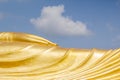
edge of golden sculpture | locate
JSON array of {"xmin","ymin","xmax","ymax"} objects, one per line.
[{"xmin": 0, "ymin": 32, "xmax": 119, "ymax": 80}]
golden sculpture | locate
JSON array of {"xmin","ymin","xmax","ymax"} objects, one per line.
[{"xmin": 0, "ymin": 32, "xmax": 119, "ymax": 80}]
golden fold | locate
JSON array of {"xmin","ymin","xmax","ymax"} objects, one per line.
[{"xmin": 0, "ymin": 32, "xmax": 119, "ymax": 80}]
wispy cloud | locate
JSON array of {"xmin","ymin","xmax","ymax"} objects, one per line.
[
  {"xmin": 30, "ymin": 5, "xmax": 92, "ymax": 36},
  {"xmin": 14, "ymin": 0, "xmax": 30, "ymax": 2},
  {"xmin": 0, "ymin": 0, "xmax": 8, "ymax": 3},
  {"xmin": 112, "ymin": 35, "xmax": 120, "ymax": 47},
  {"xmin": 0, "ymin": 0, "xmax": 29, "ymax": 3},
  {"xmin": 106, "ymin": 23, "xmax": 120, "ymax": 33},
  {"xmin": 0, "ymin": 13, "xmax": 5, "ymax": 20},
  {"xmin": 106, "ymin": 23, "xmax": 116, "ymax": 32},
  {"xmin": 113, "ymin": 35, "xmax": 120, "ymax": 42},
  {"xmin": 116, "ymin": 0, "xmax": 120, "ymax": 8}
]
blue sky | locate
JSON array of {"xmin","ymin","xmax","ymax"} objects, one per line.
[{"xmin": 0, "ymin": 0, "xmax": 120, "ymax": 49}]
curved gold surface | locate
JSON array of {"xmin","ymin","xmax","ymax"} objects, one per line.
[{"xmin": 0, "ymin": 32, "xmax": 119, "ymax": 80}]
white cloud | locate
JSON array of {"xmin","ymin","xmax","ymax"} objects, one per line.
[{"xmin": 30, "ymin": 5, "xmax": 92, "ymax": 36}]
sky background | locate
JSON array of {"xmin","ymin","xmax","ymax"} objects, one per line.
[{"xmin": 0, "ymin": 0, "xmax": 120, "ymax": 49}]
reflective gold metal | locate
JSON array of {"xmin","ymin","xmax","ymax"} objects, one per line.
[{"xmin": 0, "ymin": 32, "xmax": 119, "ymax": 80}]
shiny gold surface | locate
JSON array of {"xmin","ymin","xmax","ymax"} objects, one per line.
[{"xmin": 0, "ymin": 32, "xmax": 119, "ymax": 80}]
